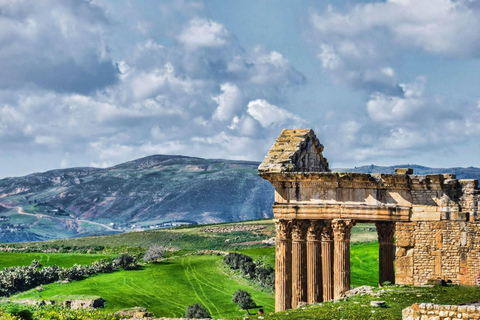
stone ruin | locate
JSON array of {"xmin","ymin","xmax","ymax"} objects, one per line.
[{"xmin": 258, "ymin": 129, "xmax": 480, "ymax": 312}]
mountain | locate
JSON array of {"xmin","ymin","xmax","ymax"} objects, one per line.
[
  {"xmin": 1, "ymin": 156, "xmax": 480, "ymax": 243},
  {"xmin": 0, "ymin": 155, "xmax": 273, "ymax": 242}
]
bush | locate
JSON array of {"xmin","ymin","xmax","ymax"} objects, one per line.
[
  {"xmin": 143, "ymin": 245, "xmax": 165, "ymax": 262},
  {"xmin": 2, "ymin": 304, "xmax": 33, "ymax": 320},
  {"xmin": 114, "ymin": 254, "xmax": 136, "ymax": 269},
  {"xmin": 185, "ymin": 303, "xmax": 211, "ymax": 318},
  {"xmin": 232, "ymin": 289, "xmax": 256, "ymax": 310}
]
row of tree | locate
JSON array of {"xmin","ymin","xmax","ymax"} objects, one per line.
[
  {"xmin": 223, "ymin": 253, "xmax": 274, "ymax": 290},
  {"xmin": 0, "ymin": 254, "xmax": 137, "ymax": 296}
]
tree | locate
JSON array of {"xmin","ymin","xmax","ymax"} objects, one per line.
[
  {"xmin": 232, "ymin": 289, "xmax": 256, "ymax": 310},
  {"xmin": 185, "ymin": 303, "xmax": 211, "ymax": 318},
  {"xmin": 143, "ymin": 245, "xmax": 165, "ymax": 262}
]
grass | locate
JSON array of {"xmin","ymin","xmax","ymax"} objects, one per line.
[
  {"xmin": 10, "ymin": 254, "xmax": 275, "ymax": 318},
  {"xmin": 6, "ymin": 219, "xmax": 276, "ymax": 251},
  {"xmin": 0, "ymin": 252, "xmax": 115, "ymax": 269},
  {"xmin": 236, "ymin": 285, "xmax": 480, "ymax": 320}
]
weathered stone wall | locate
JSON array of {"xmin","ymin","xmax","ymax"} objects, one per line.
[
  {"xmin": 396, "ymin": 220, "xmax": 480, "ymax": 285},
  {"xmin": 402, "ymin": 303, "xmax": 480, "ymax": 320}
]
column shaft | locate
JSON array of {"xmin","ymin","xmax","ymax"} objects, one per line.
[
  {"xmin": 275, "ymin": 220, "xmax": 292, "ymax": 312},
  {"xmin": 292, "ymin": 220, "xmax": 309, "ymax": 308},
  {"xmin": 376, "ymin": 222, "xmax": 395, "ymax": 285},
  {"xmin": 333, "ymin": 219, "xmax": 355, "ymax": 300},
  {"xmin": 307, "ymin": 220, "xmax": 324, "ymax": 304},
  {"xmin": 321, "ymin": 221, "xmax": 334, "ymax": 301}
]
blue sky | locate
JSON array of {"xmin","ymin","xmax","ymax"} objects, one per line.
[{"xmin": 1, "ymin": 0, "xmax": 480, "ymax": 178}]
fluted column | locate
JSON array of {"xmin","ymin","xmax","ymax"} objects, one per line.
[
  {"xmin": 376, "ymin": 222, "xmax": 395, "ymax": 285},
  {"xmin": 321, "ymin": 221, "xmax": 334, "ymax": 301},
  {"xmin": 291, "ymin": 219, "xmax": 309, "ymax": 308},
  {"xmin": 307, "ymin": 220, "xmax": 324, "ymax": 304},
  {"xmin": 332, "ymin": 219, "xmax": 356, "ymax": 300},
  {"xmin": 275, "ymin": 219, "xmax": 292, "ymax": 312}
]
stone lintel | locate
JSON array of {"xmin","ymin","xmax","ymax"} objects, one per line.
[{"xmin": 272, "ymin": 204, "xmax": 411, "ymax": 222}]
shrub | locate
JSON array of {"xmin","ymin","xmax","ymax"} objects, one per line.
[
  {"xmin": 232, "ymin": 289, "xmax": 256, "ymax": 310},
  {"xmin": 239, "ymin": 261, "xmax": 256, "ymax": 278},
  {"xmin": 114, "ymin": 254, "xmax": 136, "ymax": 269},
  {"xmin": 223, "ymin": 253, "xmax": 253, "ymax": 270},
  {"xmin": 185, "ymin": 303, "xmax": 211, "ymax": 318},
  {"xmin": 143, "ymin": 245, "xmax": 165, "ymax": 262}
]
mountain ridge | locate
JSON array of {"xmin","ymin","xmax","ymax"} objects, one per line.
[{"xmin": 1, "ymin": 154, "xmax": 480, "ymax": 243}]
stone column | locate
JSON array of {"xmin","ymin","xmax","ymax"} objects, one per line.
[
  {"xmin": 307, "ymin": 220, "xmax": 324, "ymax": 304},
  {"xmin": 321, "ymin": 221, "xmax": 334, "ymax": 301},
  {"xmin": 275, "ymin": 219, "xmax": 292, "ymax": 312},
  {"xmin": 332, "ymin": 219, "xmax": 356, "ymax": 300},
  {"xmin": 291, "ymin": 219, "xmax": 309, "ymax": 308},
  {"xmin": 376, "ymin": 222, "xmax": 395, "ymax": 285}
]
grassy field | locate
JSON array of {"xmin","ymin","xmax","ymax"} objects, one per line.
[
  {"xmin": 10, "ymin": 254, "xmax": 275, "ymax": 318},
  {"xmin": 0, "ymin": 252, "xmax": 115, "ymax": 269},
  {"xmin": 2, "ymin": 219, "xmax": 377, "ymax": 252},
  {"xmin": 235, "ymin": 285, "xmax": 480, "ymax": 320},
  {"xmin": 0, "ymin": 219, "xmax": 383, "ymax": 318}
]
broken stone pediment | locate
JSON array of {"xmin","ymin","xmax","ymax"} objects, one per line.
[{"xmin": 258, "ymin": 129, "xmax": 330, "ymax": 174}]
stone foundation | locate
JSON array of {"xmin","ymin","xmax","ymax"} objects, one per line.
[{"xmin": 403, "ymin": 303, "xmax": 480, "ymax": 320}]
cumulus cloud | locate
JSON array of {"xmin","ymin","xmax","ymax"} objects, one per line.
[
  {"xmin": 0, "ymin": 1, "xmax": 307, "ymax": 176},
  {"xmin": 311, "ymin": 0, "xmax": 480, "ymax": 94},
  {"xmin": 247, "ymin": 99, "xmax": 305, "ymax": 128},
  {"xmin": 309, "ymin": 0, "xmax": 480, "ymax": 166},
  {"xmin": 178, "ymin": 17, "xmax": 230, "ymax": 49},
  {"xmin": 0, "ymin": 0, "xmax": 118, "ymax": 93}
]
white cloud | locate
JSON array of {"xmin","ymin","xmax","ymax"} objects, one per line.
[
  {"xmin": 212, "ymin": 83, "xmax": 243, "ymax": 122},
  {"xmin": 178, "ymin": 17, "xmax": 230, "ymax": 49},
  {"xmin": 247, "ymin": 99, "xmax": 304, "ymax": 128},
  {"xmin": 311, "ymin": 0, "xmax": 480, "ymax": 94},
  {"xmin": 0, "ymin": 6, "xmax": 306, "ymax": 176}
]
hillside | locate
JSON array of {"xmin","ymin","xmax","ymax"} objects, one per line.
[
  {"xmin": 0, "ymin": 155, "xmax": 273, "ymax": 242},
  {"xmin": 1, "ymin": 155, "xmax": 480, "ymax": 243}
]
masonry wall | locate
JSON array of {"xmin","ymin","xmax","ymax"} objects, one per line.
[
  {"xmin": 403, "ymin": 303, "xmax": 480, "ymax": 320},
  {"xmin": 396, "ymin": 221, "xmax": 480, "ymax": 285}
]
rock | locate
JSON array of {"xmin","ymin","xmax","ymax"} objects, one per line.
[
  {"xmin": 69, "ymin": 298, "xmax": 106, "ymax": 310},
  {"xmin": 370, "ymin": 301, "xmax": 386, "ymax": 308},
  {"xmin": 345, "ymin": 285, "xmax": 375, "ymax": 297},
  {"xmin": 133, "ymin": 311, "xmax": 154, "ymax": 318}
]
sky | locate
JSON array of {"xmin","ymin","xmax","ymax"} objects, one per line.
[{"xmin": 2, "ymin": 0, "xmax": 480, "ymax": 178}]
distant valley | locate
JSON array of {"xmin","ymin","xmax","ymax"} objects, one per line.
[{"xmin": 1, "ymin": 155, "xmax": 479, "ymax": 242}]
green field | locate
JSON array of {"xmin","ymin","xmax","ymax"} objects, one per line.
[
  {"xmin": 0, "ymin": 252, "xmax": 114, "ymax": 269},
  {"xmin": 10, "ymin": 254, "xmax": 275, "ymax": 318},
  {"xmin": 0, "ymin": 219, "xmax": 384, "ymax": 318}
]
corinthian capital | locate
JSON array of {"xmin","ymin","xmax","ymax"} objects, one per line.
[
  {"xmin": 321, "ymin": 220, "xmax": 333, "ymax": 241},
  {"xmin": 291, "ymin": 219, "xmax": 310, "ymax": 241},
  {"xmin": 275, "ymin": 219, "xmax": 292, "ymax": 240},
  {"xmin": 307, "ymin": 220, "xmax": 325, "ymax": 241},
  {"xmin": 332, "ymin": 219, "xmax": 356, "ymax": 241},
  {"xmin": 375, "ymin": 222, "xmax": 395, "ymax": 243}
]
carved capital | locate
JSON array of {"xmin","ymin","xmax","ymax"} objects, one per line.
[
  {"xmin": 375, "ymin": 222, "xmax": 395, "ymax": 243},
  {"xmin": 307, "ymin": 220, "xmax": 325, "ymax": 241},
  {"xmin": 275, "ymin": 219, "xmax": 292, "ymax": 240},
  {"xmin": 321, "ymin": 220, "xmax": 333, "ymax": 241},
  {"xmin": 291, "ymin": 219, "xmax": 310, "ymax": 241},
  {"xmin": 332, "ymin": 219, "xmax": 356, "ymax": 241}
]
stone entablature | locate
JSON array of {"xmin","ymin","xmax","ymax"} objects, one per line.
[{"xmin": 259, "ymin": 128, "xmax": 480, "ymax": 312}]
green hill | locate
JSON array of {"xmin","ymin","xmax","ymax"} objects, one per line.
[{"xmin": 0, "ymin": 155, "xmax": 274, "ymax": 242}]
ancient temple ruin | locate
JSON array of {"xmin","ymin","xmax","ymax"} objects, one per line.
[{"xmin": 258, "ymin": 129, "xmax": 480, "ymax": 312}]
